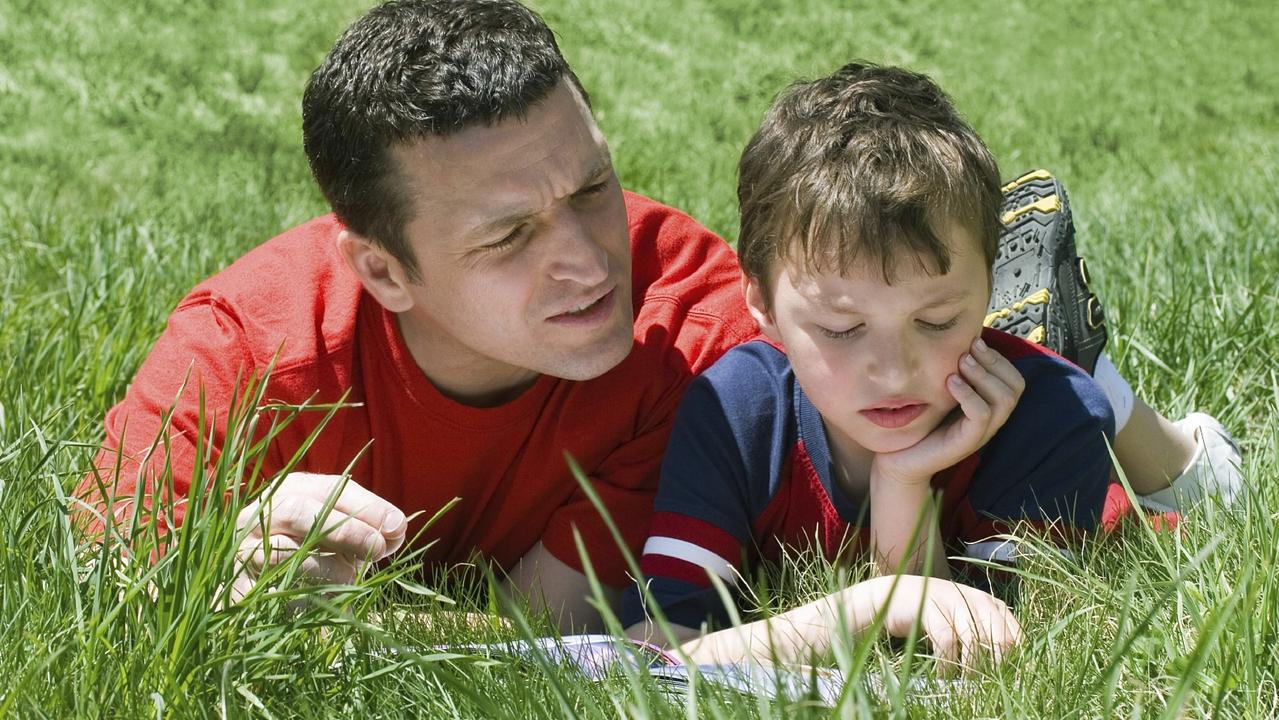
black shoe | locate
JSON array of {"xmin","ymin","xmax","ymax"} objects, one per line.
[{"xmin": 985, "ymin": 169, "xmax": 1108, "ymax": 374}]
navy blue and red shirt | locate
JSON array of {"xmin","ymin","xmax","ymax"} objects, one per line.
[{"xmin": 621, "ymin": 327, "xmax": 1115, "ymax": 629}]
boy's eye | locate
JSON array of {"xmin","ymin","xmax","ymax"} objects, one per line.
[
  {"xmin": 817, "ymin": 324, "xmax": 864, "ymax": 340},
  {"xmin": 918, "ymin": 316, "xmax": 960, "ymax": 332}
]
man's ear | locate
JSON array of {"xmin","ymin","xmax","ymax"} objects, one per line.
[
  {"xmin": 742, "ymin": 272, "xmax": 782, "ymax": 344},
  {"xmin": 337, "ymin": 230, "xmax": 414, "ymax": 313}
]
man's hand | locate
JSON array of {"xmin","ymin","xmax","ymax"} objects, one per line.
[
  {"xmin": 230, "ymin": 473, "xmax": 407, "ymax": 601},
  {"xmin": 874, "ymin": 336, "xmax": 1026, "ymax": 486}
]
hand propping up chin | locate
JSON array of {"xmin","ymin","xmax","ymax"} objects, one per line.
[{"xmin": 873, "ymin": 336, "xmax": 1025, "ymax": 486}]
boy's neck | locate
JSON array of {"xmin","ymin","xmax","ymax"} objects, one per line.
[{"xmin": 823, "ymin": 419, "xmax": 876, "ymax": 504}]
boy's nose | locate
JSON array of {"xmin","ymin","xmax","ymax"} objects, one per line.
[{"xmin": 863, "ymin": 334, "xmax": 919, "ymax": 389}]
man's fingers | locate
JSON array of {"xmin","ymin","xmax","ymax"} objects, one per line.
[
  {"xmin": 249, "ymin": 495, "xmax": 389, "ymax": 560},
  {"xmin": 238, "ymin": 534, "xmax": 360, "ymax": 584},
  {"xmin": 277, "ymin": 473, "xmax": 407, "ymax": 541}
]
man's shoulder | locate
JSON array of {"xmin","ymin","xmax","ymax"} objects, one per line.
[
  {"xmin": 621, "ymin": 190, "xmax": 757, "ymax": 377},
  {"xmin": 175, "ymin": 214, "xmax": 364, "ymax": 371}
]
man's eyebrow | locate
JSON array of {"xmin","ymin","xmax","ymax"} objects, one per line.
[
  {"xmin": 577, "ymin": 156, "xmax": 614, "ymax": 188},
  {"xmin": 464, "ymin": 156, "xmax": 615, "ymax": 243}
]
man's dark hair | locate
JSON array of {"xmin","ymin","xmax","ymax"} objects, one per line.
[
  {"xmin": 303, "ymin": 0, "xmax": 587, "ymax": 280},
  {"xmin": 737, "ymin": 62, "xmax": 1001, "ymax": 302}
]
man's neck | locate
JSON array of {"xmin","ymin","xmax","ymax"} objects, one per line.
[{"xmin": 396, "ymin": 314, "xmax": 541, "ymax": 408}]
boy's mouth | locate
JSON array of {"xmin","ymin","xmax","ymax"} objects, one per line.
[{"xmin": 859, "ymin": 403, "xmax": 926, "ymax": 429}]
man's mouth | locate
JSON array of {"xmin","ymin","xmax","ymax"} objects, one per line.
[
  {"xmin": 549, "ymin": 287, "xmax": 615, "ymax": 324},
  {"xmin": 859, "ymin": 402, "xmax": 926, "ymax": 429}
]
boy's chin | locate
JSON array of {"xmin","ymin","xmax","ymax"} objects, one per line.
[{"xmin": 855, "ymin": 425, "xmax": 934, "ymax": 455}]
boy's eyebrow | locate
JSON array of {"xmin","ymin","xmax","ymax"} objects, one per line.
[
  {"xmin": 918, "ymin": 288, "xmax": 973, "ymax": 308},
  {"xmin": 815, "ymin": 288, "xmax": 972, "ymax": 313}
]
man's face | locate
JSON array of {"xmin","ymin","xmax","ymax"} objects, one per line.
[
  {"xmin": 746, "ymin": 227, "xmax": 991, "ymax": 456},
  {"xmin": 387, "ymin": 81, "xmax": 633, "ymax": 402}
]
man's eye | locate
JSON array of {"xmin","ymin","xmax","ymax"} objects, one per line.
[
  {"xmin": 818, "ymin": 324, "xmax": 864, "ymax": 340},
  {"xmin": 485, "ymin": 224, "xmax": 529, "ymax": 252},
  {"xmin": 918, "ymin": 316, "xmax": 960, "ymax": 332},
  {"xmin": 577, "ymin": 179, "xmax": 610, "ymax": 197}
]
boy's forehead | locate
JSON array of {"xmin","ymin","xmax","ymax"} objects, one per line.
[
  {"xmin": 781, "ymin": 240, "xmax": 988, "ymax": 308},
  {"xmin": 778, "ymin": 214, "xmax": 988, "ymax": 283}
]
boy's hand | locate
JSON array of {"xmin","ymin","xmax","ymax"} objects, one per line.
[
  {"xmin": 873, "ymin": 337, "xmax": 1025, "ymax": 485},
  {"xmin": 871, "ymin": 574, "xmax": 1021, "ymax": 671}
]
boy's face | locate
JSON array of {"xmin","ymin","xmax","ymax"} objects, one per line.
[{"xmin": 744, "ymin": 226, "xmax": 991, "ymax": 456}]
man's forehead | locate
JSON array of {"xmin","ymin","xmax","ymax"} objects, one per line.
[{"xmin": 391, "ymin": 83, "xmax": 610, "ymax": 232}]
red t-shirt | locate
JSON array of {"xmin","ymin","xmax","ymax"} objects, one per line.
[{"xmin": 82, "ymin": 191, "xmax": 757, "ymax": 587}]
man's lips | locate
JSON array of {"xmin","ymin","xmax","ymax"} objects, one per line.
[
  {"xmin": 859, "ymin": 402, "xmax": 927, "ymax": 429},
  {"xmin": 547, "ymin": 286, "xmax": 615, "ymax": 324}
]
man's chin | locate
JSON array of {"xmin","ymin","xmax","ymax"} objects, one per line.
[{"xmin": 549, "ymin": 331, "xmax": 635, "ymax": 381}]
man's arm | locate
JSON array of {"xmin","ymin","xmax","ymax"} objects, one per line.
[
  {"xmin": 79, "ymin": 298, "xmax": 405, "ymax": 598},
  {"xmin": 500, "ymin": 542, "xmax": 618, "ymax": 633}
]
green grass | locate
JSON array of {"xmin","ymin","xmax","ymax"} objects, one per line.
[{"xmin": 3, "ymin": 0, "xmax": 1278, "ymax": 716}]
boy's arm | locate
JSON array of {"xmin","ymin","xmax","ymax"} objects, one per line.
[
  {"xmin": 620, "ymin": 346, "xmax": 787, "ymax": 634},
  {"xmin": 637, "ymin": 575, "xmax": 1020, "ymax": 670},
  {"xmin": 869, "ymin": 337, "xmax": 1025, "ymax": 577}
]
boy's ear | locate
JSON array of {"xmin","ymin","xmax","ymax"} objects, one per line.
[
  {"xmin": 742, "ymin": 273, "xmax": 782, "ymax": 344},
  {"xmin": 337, "ymin": 229, "xmax": 415, "ymax": 313}
]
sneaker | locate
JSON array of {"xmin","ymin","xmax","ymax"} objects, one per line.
[
  {"xmin": 985, "ymin": 169, "xmax": 1108, "ymax": 374},
  {"xmin": 1136, "ymin": 412, "xmax": 1244, "ymax": 513}
]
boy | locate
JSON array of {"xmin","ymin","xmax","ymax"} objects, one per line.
[{"xmin": 621, "ymin": 62, "xmax": 1236, "ymax": 667}]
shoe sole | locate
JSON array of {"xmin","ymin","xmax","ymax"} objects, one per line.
[{"xmin": 985, "ymin": 169, "xmax": 1108, "ymax": 373}]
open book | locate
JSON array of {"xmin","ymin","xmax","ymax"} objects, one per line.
[{"xmin": 448, "ymin": 634, "xmax": 963, "ymax": 707}]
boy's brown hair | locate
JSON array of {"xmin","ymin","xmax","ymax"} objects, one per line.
[{"xmin": 737, "ymin": 62, "xmax": 1002, "ymax": 301}]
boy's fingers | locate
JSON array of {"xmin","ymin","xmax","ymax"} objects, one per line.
[
  {"xmin": 948, "ymin": 374, "xmax": 992, "ymax": 430},
  {"xmin": 973, "ymin": 340, "xmax": 1025, "ymax": 393},
  {"xmin": 959, "ymin": 351, "xmax": 1021, "ymax": 412}
]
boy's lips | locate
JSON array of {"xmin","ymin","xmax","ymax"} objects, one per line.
[{"xmin": 859, "ymin": 402, "xmax": 927, "ymax": 429}]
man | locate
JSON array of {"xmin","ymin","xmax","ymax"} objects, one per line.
[{"xmin": 80, "ymin": 0, "xmax": 757, "ymax": 629}]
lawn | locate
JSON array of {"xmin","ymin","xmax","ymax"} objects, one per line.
[{"xmin": 2, "ymin": 0, "xmax": 1277, "ymax": 717}]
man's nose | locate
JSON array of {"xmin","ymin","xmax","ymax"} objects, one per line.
[{"xmin": 544, "ymin": 209, "xmax": 609, "ymax": 286}]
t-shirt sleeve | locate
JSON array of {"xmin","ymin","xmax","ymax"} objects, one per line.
[
  {"xmin": 620, "ymin": 345, "xmax": 790, "ymax": 630},
  {"xmin": 76, "ymin": 295, "xmax": 256, "ymax": 536},
  {"xmin": 960, "ymin": 353, "xmax": 1116, "ymax": 550}
]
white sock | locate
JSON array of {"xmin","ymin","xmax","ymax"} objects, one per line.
[{"xmin": 1093, "ymin": 354, "xmax": 1135, "ymax": 433}]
